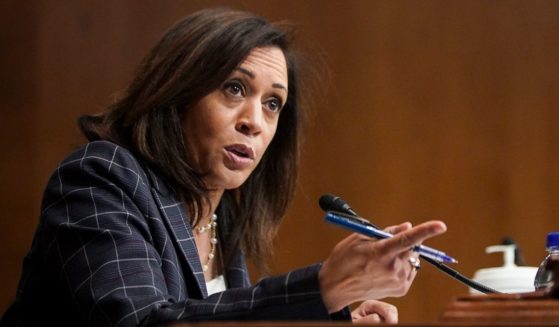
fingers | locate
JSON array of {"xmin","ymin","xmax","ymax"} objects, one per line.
[
  {"xmin": 353, "ymin": 313, "xmax": 382, "ymax": 325},
  {"xmin": 381, "ymin": 220, "xmax": 447, "ymax": 257},
  {"xmin": 406, "ymin": 253, "xmax": 421, "ymax": 281},
  {"xmin": 384, "ymin": 222, "xmax": 412, "ymax": 235},
  {"xmin": 352, "ymin": 300, "xmax": 398, "ymax": 324},
  {"xmin": 320, "ymin": 220, "xmax": 447, "ymax": 311}
]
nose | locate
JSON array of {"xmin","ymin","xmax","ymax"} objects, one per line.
[{"xmin": 235, "ymin": 99, "xmax": 263, "ymax": 136}]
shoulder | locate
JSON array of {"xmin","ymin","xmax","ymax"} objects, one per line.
[
  {"xmin": 43, "ymin": 141, "xmax": 152, "ymax": 204},
  {"xmin": 60, "ymin": 140, "xmax": 141, "ymax": 172},
  {"xmin": 56, "ymin": 140, "xmax": 151, "ymax": 181}
]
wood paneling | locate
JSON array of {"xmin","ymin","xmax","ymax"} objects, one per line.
[
  {"xmin": 1, "ymin": 0, "xmax": 559, "ymax": 323},
  {"xmin": 0, "ymin": 0, "xmax": 40, "ymax": 315}
]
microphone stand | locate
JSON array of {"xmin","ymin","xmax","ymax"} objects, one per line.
[{"xmin": 421, "ymin": 254, "xmax": 499, "ymax": 294}]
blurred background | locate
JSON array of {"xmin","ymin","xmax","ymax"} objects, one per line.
[{"xmin": 2, "ymin": 0, "xmax": 559, "ymax": 323}]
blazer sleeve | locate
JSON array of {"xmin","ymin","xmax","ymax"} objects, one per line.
[
  {"xmin": 38, "ymin": 141, "xmax": 344, "ymax": 326},
  {"xmin": 143, "ymin": 265, "xmax": 340, "ymax": 325}
]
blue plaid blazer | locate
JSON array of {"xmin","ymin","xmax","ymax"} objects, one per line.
[{"xmin": 2, "ymin": 141, "xmax": 346, "ymax": 326}]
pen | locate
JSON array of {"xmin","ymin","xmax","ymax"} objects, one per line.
[{"xmin": 325, "ymin": 211, "xmax": 458, "ymax": 264}]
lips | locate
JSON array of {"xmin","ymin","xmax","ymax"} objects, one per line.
[
  {"xmin": 224, "ymin": 144, "xmax": 255, "ymax": 169},
  {"xmin": 224, "ymin": 144, "xmax": 254, "ymax": 159}
]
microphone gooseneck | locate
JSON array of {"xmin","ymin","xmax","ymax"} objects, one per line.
[{"xmin": 318, "ymin": 193, "xmax": 500, "ymax": 294}]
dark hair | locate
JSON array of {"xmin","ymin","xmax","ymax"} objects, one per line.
[{"xmin": 78, "ymin": 7, "xmax": 303, "ymax": 271}]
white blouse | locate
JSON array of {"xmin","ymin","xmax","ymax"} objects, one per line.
[{"xmin": 206, "ymin": 274, "xmax": 227, "ymax": 296}]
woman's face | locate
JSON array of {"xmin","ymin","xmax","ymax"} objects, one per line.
[{"xmin": 183, "ymin": 46, "xmax": 288, "ymax": 191}]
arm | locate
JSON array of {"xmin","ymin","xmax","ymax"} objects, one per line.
[
  {"xmin": 40, "ymin": 141, "xmax": 336, "ymax": 326},
  {"xmin": 144, "ymin": 265, "xmax": 333, "ymax": 325}
]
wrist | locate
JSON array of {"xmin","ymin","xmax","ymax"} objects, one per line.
[{"xmin": 318, "ymin": 261, "xmax": 347, "ymax": 313}]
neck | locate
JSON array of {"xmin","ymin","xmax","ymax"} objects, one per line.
[
  {"xmin": 195, "ymin": 189, "xmax": 224, "ymax": 224},
  {"xmin": 208, "ymin": 189, "xmax": 224, "ymax": 215}
]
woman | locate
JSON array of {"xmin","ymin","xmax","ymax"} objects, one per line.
[{"xmin": 1, "ymin": 8, "xmax": 446, "ymax": 326}]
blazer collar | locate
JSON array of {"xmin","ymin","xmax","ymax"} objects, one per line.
[
  {"xmin": 146, "ymin": 167, "xmax": 207, "ymax": 298},
  {"xmin": 224, "ymin": 250, "xmax": 251, "ymax": 289},
  {"xmin": 145, "ymin": 165, "xmax": 251, "ymax": 295},
  {"xmin": 143, "ymin": 164, "xmax": 175, "ymax": 197}
]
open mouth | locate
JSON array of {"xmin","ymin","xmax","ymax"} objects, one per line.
[
  {"xmin": 230, "ymin": 148, "xmax": 249, "ymax": 158},
  {"xmin": 225, "ymin": 144, "xmax": 254, "ymax": 160}
]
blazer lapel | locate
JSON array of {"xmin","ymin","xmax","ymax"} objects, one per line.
[
  {"xmin": 145, "ymin": 169, "xmax": 207, "ymax": 298},
  {"xmin": 225, "ymin": 249, "xmax": 251, "ymax": 289}
]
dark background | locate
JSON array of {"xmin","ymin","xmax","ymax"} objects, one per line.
[{"xmin": 2, "ymin": 0, "xmax": 559, "ymax": 323}]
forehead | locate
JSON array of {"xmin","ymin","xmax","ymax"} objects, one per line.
[{"xmin": 239, "ymin": 47, "xmax": 288, "ymax": 86}]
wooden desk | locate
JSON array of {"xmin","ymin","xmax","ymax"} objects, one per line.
[
  {"xmin": 168, "ymin": 321, "xmax": 559, "ymax": 326},
  {"xmin": 167, "ymin": 288, "xmax": 559, "ymax": 326},
  {"xmin": 440, "ymin": 292, "xmax": 559, "ymax": 325}
]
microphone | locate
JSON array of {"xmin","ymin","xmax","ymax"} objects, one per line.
[
  {"xmin": 318, "ymin": 193, "xmax": 500, "ymax": 294},
  {"xmin": 319, "ymin": 193, "xmax": 360, "ymax": 218}
]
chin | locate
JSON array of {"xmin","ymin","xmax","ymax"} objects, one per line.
[
  {"xmin": 213, "ymin": 172, "xmax": 251, "ymax": 191},
  {"xmin": 224, "ymin": 179, "xmax": 248, "ymax": 190}
]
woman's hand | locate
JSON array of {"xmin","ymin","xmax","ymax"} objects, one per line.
[
  {"xmin": 319, "ymin": 220, "xmax": 447, "ymax": 313},
  {"xmin": 351, "ymin": 300, "xmax": 398, "ymax": 324}
]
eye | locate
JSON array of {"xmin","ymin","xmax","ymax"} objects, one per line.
[
  {"xmin": 265, "ymin": 97, "xmax": 284, "ymax": 113},
  {"xmin": 223, "ymin": 80, "xmax": 245, "ymax": 97}
]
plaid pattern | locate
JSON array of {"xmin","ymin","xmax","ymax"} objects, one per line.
[{"xmin": 1, "ymin": 141, "xmax": 341, "ymax": 326}]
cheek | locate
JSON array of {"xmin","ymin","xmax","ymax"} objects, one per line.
[
  {"xmin": 258, "ymin": 125, "xmax": 278, "ymax": 160},
  {"xmin": 194, "ymin": 128, "xmax": 222, "ymax": 162},
  {"xmin": 183, "ymin": 123, "xmax": 218, "ymax": 167},
  {"xmin": 266, "ymin": 122, "xmax": 279, "ymax": 146}
]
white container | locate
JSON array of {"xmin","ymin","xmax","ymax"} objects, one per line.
[{"xmin": 470, "ymin": 245, "xmax": 538, "ymax": 294}]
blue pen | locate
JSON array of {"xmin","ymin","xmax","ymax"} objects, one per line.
[{"xmin": 325, "ymin": 211, "xmax": 458, "ymax": 264}]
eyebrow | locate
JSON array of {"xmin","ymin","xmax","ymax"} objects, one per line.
[{"xmin": 236, "ymin": 67, "xmax": 287, "ymax": 92}]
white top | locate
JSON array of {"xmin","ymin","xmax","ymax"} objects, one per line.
[{"xmin": 206, "ymin": 274, "xmax": 227, "ymax": 296}]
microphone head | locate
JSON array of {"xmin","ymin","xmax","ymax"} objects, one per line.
[
  {"xmin": 319, "ymin": 193, "xmax": 357, "ymax": 216},
  {"xmin": 318, "ymin": 193, "xmax": 338, "ymax": 212}
]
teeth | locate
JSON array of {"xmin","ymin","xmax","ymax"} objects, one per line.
[{"xmin": 231, "ymin": 149, "xmax": 247, "ymax": 157}]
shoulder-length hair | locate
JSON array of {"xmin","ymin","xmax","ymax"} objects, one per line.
[{"xmin": 78, "ymin": 7, "xmax": 303, "ymax": 271}]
